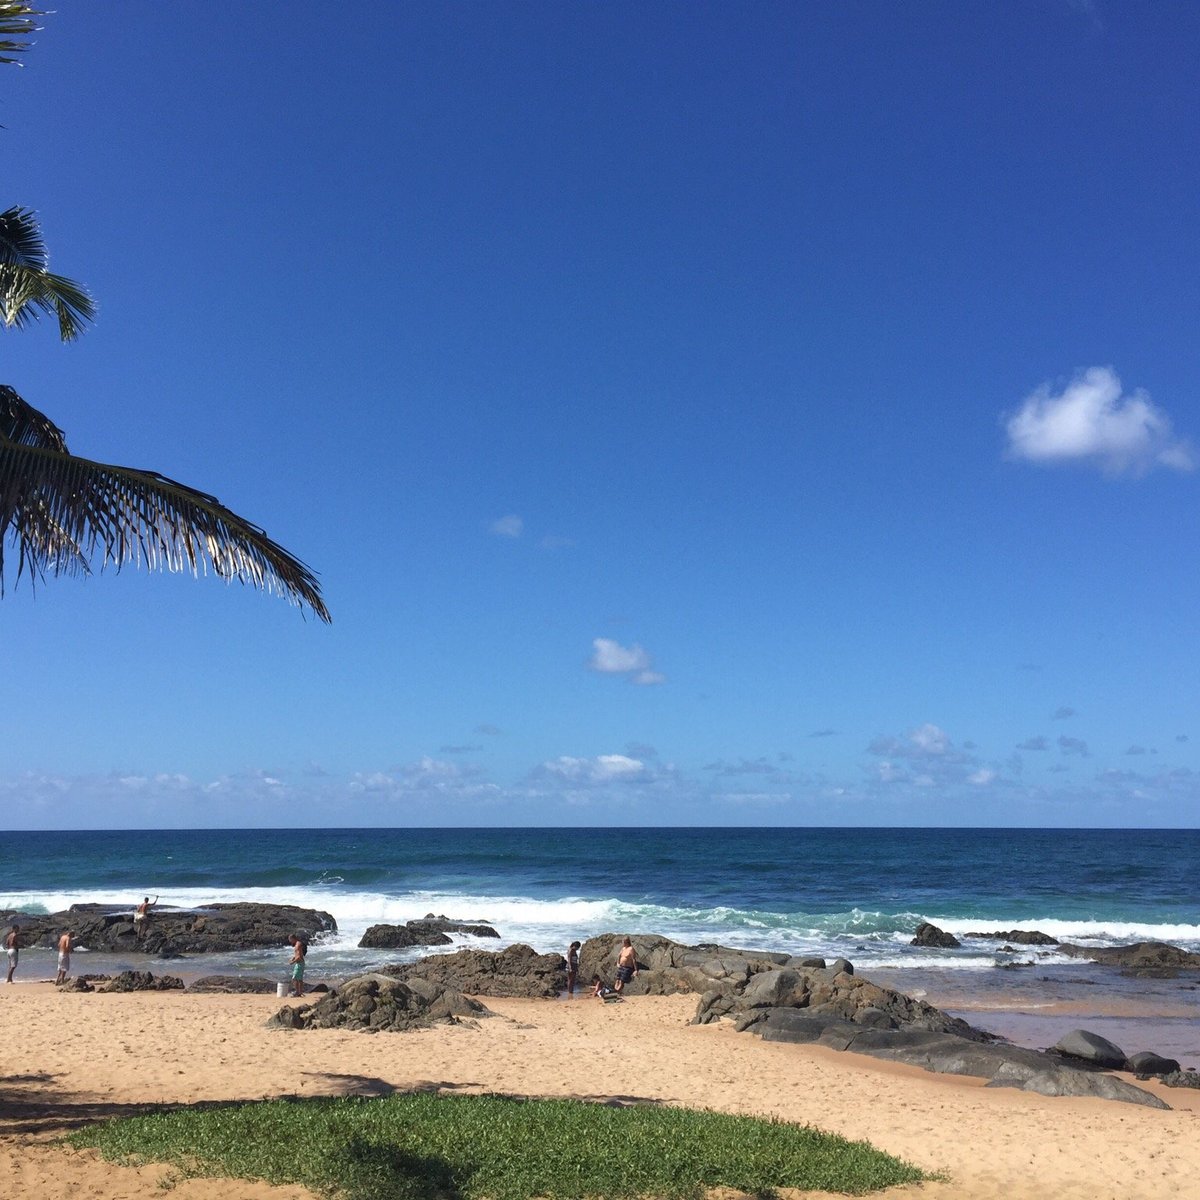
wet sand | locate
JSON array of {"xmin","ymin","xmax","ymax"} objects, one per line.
[{"xmin": 1, "ymin": 982, "xmax": 1199, "ymax": 1200}]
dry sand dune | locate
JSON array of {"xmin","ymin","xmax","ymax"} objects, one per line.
[{"xmin": 1, "ymin": 983, "xmax": 1197, "ymax": 1199}]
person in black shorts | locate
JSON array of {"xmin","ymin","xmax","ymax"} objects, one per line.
[
  {"xmin": 566, "ymin": 940, "xmax": 581, "ymax": 995},
  {"xmin": 614, "ymin": 936, "xmax": 637, "ymax": 992}
]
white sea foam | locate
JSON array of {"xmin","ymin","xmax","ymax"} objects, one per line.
[{"xmin": 4, "ymin": 886, "xmax": 1198, "ymax": 966}]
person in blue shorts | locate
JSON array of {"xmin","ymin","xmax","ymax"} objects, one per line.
[{"xmin": 288, "ymin": 934, "xmax": 307, "ymax": 997}]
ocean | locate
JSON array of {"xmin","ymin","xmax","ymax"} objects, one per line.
[{"xmin": 3, "ymin": 826, "xmax": 1198, "ymax": 1059}]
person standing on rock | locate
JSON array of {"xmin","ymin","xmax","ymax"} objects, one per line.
[
  {"xmin": 614, "ymin": 936, "xmax": 638, "ymax": 993},
  {"xmin": 5, "ymin": 923, "xmax": 20, "ymax": 983},
  {"xmin": 55, "ymin": 928, "xmax": 74, "ymax": 985},
  {"xmin": 134, "ymin": 895, "xmax": 158, "ymax": 941},
  {"xmin": 566, "ymin": 941, "xmax": 581, "ymax": 995},
  {"xmin": 288, "ymin": 934, "xmax": 307, "ymax": 997}
]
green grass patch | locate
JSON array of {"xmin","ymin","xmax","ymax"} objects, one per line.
[{"xmin": 68, "ymin": 1091, "xmax": 927, "ymax": 1199}]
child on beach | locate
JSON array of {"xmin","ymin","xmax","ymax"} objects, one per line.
[{"xmin": 590, "ymin": 974, "xmax": 620, "ymax": 1001}]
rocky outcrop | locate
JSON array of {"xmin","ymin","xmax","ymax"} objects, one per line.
[
  {"xmin": 1050, "ymin": 1029, "xmax": 1126, "ymax": 1070},
  {"xmin": 0, "ymin": 903, "xmax": 336, "ymax": 957},
  {"xmin": 384, "ymin": 944, "xmax": 566, "ymax": 998},
  {"xmin": 910, "ymin": 922, "xmax": 961, "ymax": 948},
  {"xmin": 269, "ymin": 974, "xmax": 489, "ymax": 1032},
  {"xmin": 578, "ymin": 934, "xmax": 788, "ymax": 997},
  {"xmin": 743, "ymin": 1010, "xmax": 1166, "ymax": 1109},
  {"xmin": 188, "ymin": 976, "xmax": 279, "ymax": 994},
  {"xmin": 1056, "ymin": 941, "xmax": 1200, "ymax": 973},
  {"xmin": 358, "ymin": 916, "xmax": 499, "ymax": 949},
  {"xmin": 1126, "ymin": 1051, "xmax": 1181, "ymax": 1077},
  {"xmin": 694, "ymin": 963, "xmax": 987, "ymax": 1041},
  {"xmin": 99, "ymin": 971, "xmax": 184, "ymax": 992},
  {"xmin": 1162, "ymin": 1070, "xmax": 1200, "ymax": 1089},
  {"xmin": 964, "ymin": 929, "xmax": 1058, "ymax": 945}
]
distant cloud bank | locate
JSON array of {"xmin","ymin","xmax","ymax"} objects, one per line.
[{"xmin": 1004, "ymin": 366, "xmax": 1194, "ymax": 475}]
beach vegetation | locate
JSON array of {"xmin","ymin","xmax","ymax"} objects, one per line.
[
  {"xmin": 0, "ymin": 2, "xmax": 329, "ymax": 619},
  {"xmin": 70, "ymin": 1091, "xmax": 928, "ymax": 1199}
]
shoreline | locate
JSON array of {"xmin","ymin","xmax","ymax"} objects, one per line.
[{"xmin": 1, "ymin": 985, "xmax": 1198, "ymax": 1199}]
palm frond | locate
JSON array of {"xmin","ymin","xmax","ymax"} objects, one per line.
[
  {"xmin": 0, "ymin": 383, "xmax": 67, "ymax": 449},
  {"xmin": 0, "ymin": 3, "xmax": 41, "ymax": 66},
  {"xmin": 0, "ymin": 440, "xmax": 330, "ymax": 622},
  {"xmin": 0, "ymin": 206, "xmax": 95, "ymax": 340}
]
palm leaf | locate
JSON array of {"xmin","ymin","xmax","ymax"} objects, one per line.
[
  {"xmin": 0, "ymin": 436, "xmax": 330, "ymax": 623},
  {"xmin": 0, "ymin": 3, "xmax": 41, "ymax": 67},
  {"xmin": 0, "ymin": 206, "xmax": 96, "ymax": 340}
]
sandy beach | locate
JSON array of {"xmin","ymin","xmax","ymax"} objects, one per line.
[{"xmin": 1, "ymin": 983, "xmax": 1197, "ymax": 1200}]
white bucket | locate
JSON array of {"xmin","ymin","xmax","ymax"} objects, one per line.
[{"xmin": 276, "ymin": 982, "xmax": 287, "ymax": 998}]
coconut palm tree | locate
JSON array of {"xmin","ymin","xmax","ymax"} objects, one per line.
[
  {"xmin": 0, "ymin": 209, "xmax": 330, "ymax": 621},
  {"xmin": 0, "ymin": 7, "xmax": 329, "ymax": 621}
]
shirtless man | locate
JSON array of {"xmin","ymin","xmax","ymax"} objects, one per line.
[
  {"xmin": 613, "ymin": 936, "xmax": 638, "ymax": 993},
  {"xmin": 5, "ymin": 924, "xmax": 20, "ymax": 983},
  {"xmin": 134, "ymin": 895, "xmax": 158, "ymax": 941},
  {"xmin": 55, "ymin": 929, "xmax": 74, "ymax": 985}
]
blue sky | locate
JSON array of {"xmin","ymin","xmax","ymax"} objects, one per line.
[{"xmin": 3, "ymin": 2, "xmax": 1198, "ymax": 828}]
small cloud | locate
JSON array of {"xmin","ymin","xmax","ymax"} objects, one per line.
[
  {"xmin": 439, "ymin": 744, "xmax": 481, "ymax": 755},
  {"xmin": 1125, "ymin": 745, "xmax": 1148, "ymax": 756},
  {"xmin": 489, "ymin": 514, "xmax": 523, "ymax": 538},
  {"xmin": 1016, "ymin": 736, "xmax": 1049, "ymax": 751},
  {"xmin": 808, "ymin": 728, "xmax": 838, "ymax": 738},
  {"xmin": 968, "ymin": 769, "xmax": 997, "ymax": 786},
  {"xmin": 588, "ymin": 637, "xmax": 665, "ymax": 685},
  {"xmin": 1017, "ymin": 662, "xmax": 1042, "ymax": 672},
  {"xmin": 1052, "ymin": 706, "xmax": 1076, "ymax": 720},
  {"xmin": 625, "ymin": 742, "xmax": 658, "ymax": 760},
  {"xmin": 537, "ymin": 754, "xmax": 645, "ymax": 783},
  {"xmin": 1047, "ymin": 763, "xmax": 1071, "ymax": 773},
  {"xmin": 1177, "ymin": 734, "xmax": 1190, "ymax": 743},
  {"xmin": 474, "ymin": 723, "xmax": 503, "ymax": 737},
  {"xmin": 1058, "ymin": 735, "xmax": 1090, "ymax": 757},
  {"xmin": 539, "ymin": 535, "xmax": 576, "ymax": 550},
  {"xmin": 1004, "ymin": 366, "xmax": 1194, "ymax": 475}
]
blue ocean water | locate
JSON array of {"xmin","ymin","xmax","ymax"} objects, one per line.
[{"xmin": 1, "ymin": 827, "xmax": 1197, "ymax": 981}]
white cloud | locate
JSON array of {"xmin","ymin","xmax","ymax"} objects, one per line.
[
  {"xmin": 589, "ymin": 638, "xmax": 666, "ymax": 684},
  {"xmin": 968, "ymin": 769, "xmax": 997, "ymax": 785},
  {"xmin": 489, "ymin": 514, "xmax": 523, "ymax": 538},
  {"xmin": 1004, "ymin": 366, "xmax": 1194, "ymax": 475},
  {"xmin": 538, "ymin": 754, "xmax": 646, "ymax": 783},
  {"xmin": 589, "ymin": 638, "xmax": 650, "ymax": 673}
]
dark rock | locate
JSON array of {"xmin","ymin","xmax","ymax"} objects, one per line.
[
  {"xmin": 911, "ymin": 922, "xmax": 961, "ymax": 948},
  {"xmin": 829, "ymin": 957, "xmax": 854, "ymax": 976},
  {"xmin": 752, "ymin": 1010, "xmax": 1166, "ymax": 1109},
  {"xmin": 384, "ymin": 944, "xmax": 567, "ymax": 999},
  {"xmin": 578, "ymin": 934, "xmax": 787, "ymax": 997},
  {"xmin": 1050, "ymin": 1029, "xmax": 1127, "ymax": 1070},
  {"xmin": 359, "ymin": 925, "xmax": 452, "ymax": 949},
  {"xmin": 358, "ymin": 916, "xmax": 500, "ymax": 949},
  {"xmin": 789, "ymin": 957, "xmax": 827, "ymax": 969},
  {"xmin": 698, "ymin": 965, "xmax": 987, "ymax": 1039},
  {"xmin": 1162, "ymin": 1070, "xmax": 1200, "ymax": 1089},
  {"xmin": 57, "ymin": 977, "xmax": 94, "ymax": 992},
  {"xmin": 188, "ymin": 975, "xmax": 279, "ymax": 994},
  {"xmin": 0, "ymin": 903, "xmax": 336, "ymax": 957},
  {"xmin": 99, "ymin": 971, "xmax": 184, "ymax": 993},
  {"xmin": 1056, "ymin": 941, "xmax": 1200, "ymax": 970},
  {"xmin": 964, "ymin": 929, "xmax": 1058, "ymax": 945},
  {"xmin": 1125, "ymin": 1051, "xmax": 1181, "ymax": 1076},
  {"xmin": 268, "ymin": 973, "xmax": 490, "ymax": 1032}
]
